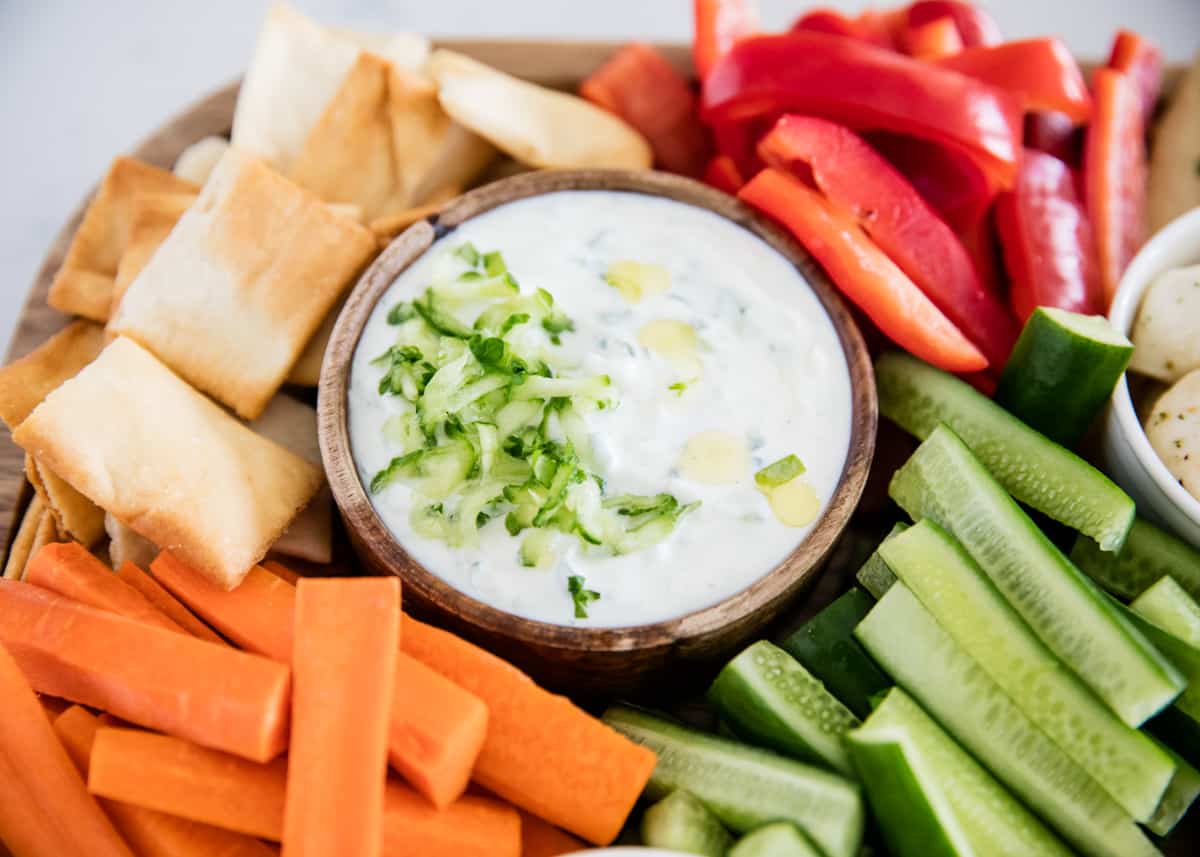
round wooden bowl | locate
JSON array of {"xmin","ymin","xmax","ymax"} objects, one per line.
[{"xmin": 318, "ymin": 169, "xmax": 877, "ymax": 696}]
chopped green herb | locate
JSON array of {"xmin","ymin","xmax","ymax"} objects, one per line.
[
  {"xmin": 387, "ymin": 302, "xmax": 416, "ymax": 325},
  {"xmin": 754, "ymin": 454, "xmax": 807, "ymax": 488},
  {"xmin": 667, "ymin": 381, "xmax": 688, "ymax": 395},
  {"xmin": 483, "ymin": 250, "xmax": 507, "ymax": 277},
  {"xmin": 568, "ymin": 575, "xmax": 601, "ymax": 618},
  {"xmin": 454, "ymin": 242, "xmax": 480, "ymax": 267}
]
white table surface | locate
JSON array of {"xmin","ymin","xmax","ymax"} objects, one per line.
[{"xmin": 2, "ymin": 0, "xmax": 1196, "ymax": 356}]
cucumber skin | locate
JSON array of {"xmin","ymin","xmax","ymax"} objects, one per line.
[
  {"xmin": 890, "ymin": 426, "xmax": 1184, "ymax": 728},
  {"xmin": 728, "ymin": 823, "xmax": 821, "ymax": 857},
  {"xmin": 876, "ymin": 351, "xmax": 1134, "ymax": 552},
  {"xmin": 856, "ymin": 584, "xmax": 1160, "ymax": 857},
  {"xmin": 1071, "ymin": 517, "xmax": 1200, "ymax": 602},
  {"xmin": 995, "ymin": 308, "xmax": 1132, "ymax": 447},
  {"xmin": 708, "ymin": 641, "xmax": 859, "ymax": 776},
  {"xmin": 1131, "ymin": 576, "xmax": 1200, "ymax": 646},
  {"xmin": 781, "ymin": 588, "xmax": 891, "ymax": 719},
  {"xmin": 1122, "ymin": 604, "xmax": 1200, "ymax": 721},
  {"xmin": 640, "ymin": 790, "xmax": 732, "ymax": 857},
  {"xmin": 1146, "ymin": 741, "xmax": 1200, "ymax": 836},
  {"xmin": 879, "ymin": 518, "xmax": 1176, "ymax": 822},
  {"xmin": 853, "ymin": 522, "xmax": 909, "ymax": 600},
  {"xmin": 602, "ymin": 705, "xmax": 863, "ymax": 857}
]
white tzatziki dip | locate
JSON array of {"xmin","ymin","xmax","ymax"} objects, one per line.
[{"xmin": 349, "ymin": 190, "xmax": 852, "ymax": 627}]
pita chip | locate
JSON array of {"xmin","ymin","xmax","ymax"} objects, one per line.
[
  {"xmin": 231, "ymin": 2, "xmax": 428, "ymax": 174},
  {"xmin": 369, "ymin": 184, "xmax": 461, "ymax": 244},
  {"xmin": 4, "ymin": 497, "xmax": 47, "ymax": 580},
  {"xmin": 427, "ymin": 50, "xmax": 652, "ymax": 170},
  {"xmin": 13, "ymin": 338, "xmax": 323, "ymax": 590},
  {"xmin": 174, "ymin": 135, "xmax": 231, "ymax": 186},
  {"xmin": 25, "ymin": 455, "xmax": 105, "ymax": 546},
  {"xmin": 108, "ymin": 148, "xmax": 377, "ymax": 419},
  {"xmin": 249, "ymin": 395, "xmax": 332, "ymax": 564},
  {"xmin": 111, "ymin": 191, "xmax": 198, "ymax": 314},
  {"xmin": 1149, "ymin": 51, "xmax": 1200, "ymax": 232},
  {"xmin": 0, "ymin": 320, "xmax": 105, "ymax": 429},
  {"xmin": 105, "ymin": 513, "xmax": 158, "ymax": 570},
  {"xmin": 47, "ymin": 157, "xmax": 198, "ymax": 321},
  {"xmin": 287, "ymin": 294, "xmax": 344, "ymax": 387}
]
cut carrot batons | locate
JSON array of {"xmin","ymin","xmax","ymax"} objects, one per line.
[
  {"xmin": 520, "ymin": 810, "xmax": 588, "ymax": 857},
  {"xmin": 0, "ymin": 642, "xmax": 134, "ymax": 857},
  {"xmin": 89, "ymin": 728, "xmax": 288, "ymax": 841},
  {"xmin": 114, "ymin": 560, "xmax": 226, "ymax": 644},
  {"xmin": 26, "ymin": 542, "xmax": 185, "ymax": 635},
  {"xmin": 262, "ymin": 558, "xmax": 302, "ymax": 584},
  {"xmin": 38, "ymin": 693, "xmax": 71, "ymax": 722},
  {"xmin": 381, "ymin": 782, "xmax": 520, "ymax": 857},
  {"xmin": 152, "ymin": 552, "xmax": 296, "ymax": 660},
  {"xmin": 153, "ymin": 552, "xmax": 486, "ymax": 808},
  {"xmin": 284, "ymin": 578, "xmax": 400, "ymax": 857},
  {"xmin": 0, "ymin": 580, "xmax": 290, "ymax": 762},
  {"xmin": 401, "ymin": 617, "xmax": 657, "ymax": 845},
  {"xmin": 55, "ymin": 707, "xmax": 276, "ymax": 857},
  {"xmin": 389, "ymin": 653, "xmax": 489, "ymax": 809}
]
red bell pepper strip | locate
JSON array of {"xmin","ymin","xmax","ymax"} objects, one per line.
[
  {"xmin": 995, "ymin": 149, "xmax": 1103, "ymax": 322},
  {"xmin": 867, "ymin": 131, "xmax": 995, "ymax": 232},
  {"xmin": 903, "ymin": 16, "xmax": 963, "ymax": 61},
  {"xmin": 1108, "ymin": 30, "xmax": 1163, "ymax": 128},
  {"xmin": 958, "ymin": 211, "xmax": 1007, "ymax": 301},
  {"xmin": 790, "ymin": 9, "xmax": 896, "ymax": 50},
  {"xmin": 759, "ymin": 115, "xmax": 1016, "ymax": 367},
  {"xmin": 1024, "ymin": 111, "xmax": 1081, "ymax": 166},
  {"xmin": 703, "ymin": 154, "xmax": 745, "ymax": 194},
  {"xmin": 739, "ymin": 168, "xmax": 988, "ymax": 373},
  {"xmin": 905, "ymin": 0, "xmax": 1001, "ymax": 48},
  {"xmin": 580, "ymin": 43, "xmax": 711, "ymax": 177},
  {"xmin": 692, "ymin": 0, "xmax": 757, "ymax": 80},
  {"xmin": 702, "ymin": 32, "xmax": 1024, "ymax": 188},
  {"xmin": 937, "ymin": 39, "xmax": 1092, "ymax": 123},
  {"xmin": 1084, "ymin": 69, "xmax": 1146, "ymax": 305}
]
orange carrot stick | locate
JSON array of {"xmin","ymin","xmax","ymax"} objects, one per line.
[
  {"xmin": 381, "ymin": 782, "xmax": 520, "ymax": 857},
  {"xmin": 520, "ymin": 810, "xmax": 588, "ymax": 857},
  {"xmin": 0, "ymin": 580, "xmax": 290, "ymax": 762},
  {"xmin": 153, "ymin": 552, "xmax": 487, "ymax": 808},
  {"xmin": 0, "ymin": 642, "xmax": 134, "ymax": 857},
  {"xmin": 261, "ymin": 558, "xmax": 301, "ymax": 584},
  {"xmin": 26, "ymin": 542, "xmax": 185, "ymax": 635},
  {"xmin": 38, "ymin": 693, "xmax": 71, "ymax": 721},
  {"xmin": 401, "ymin": 617, "xmax": 657, "ymax": 845},
  {"xmin": 89, "ymin": 728, "xmax": 288, "ymax": 840},
  {"xmin": 283, "ymin": 578, "xmax": 400, "ymax": 857},
  {"xmin": 152, "ymin": 552, "xmax": 295, "ymax": 659},
  {"xmin": 114, "ymin": 560, "xmax": 225, "ymax": 644},
  {"xmin": 55, "ymin": 707, "xmax": 276, "ymax": 857}
]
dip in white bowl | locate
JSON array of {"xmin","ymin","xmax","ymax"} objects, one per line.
[{"xmin": 349, "ymin": 190, "xmax": 852, "ymax": 626}]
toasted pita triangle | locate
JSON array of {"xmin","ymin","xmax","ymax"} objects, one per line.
[
  {"xmin": 111, "ymin": 191, "xmax": 198, "ymax": 315},
  {"xmin": 0, "ymin": 321, "xmax": 105, "ymax": 429},
  {"xmin": 173, "ymin": 136, "xmax": 230, "ymax": 186},
  {"xmin": 26, "ymin": 454, "xmax": 105, "ymax": 547},
  {"xmin": 4, "ymin": 497, "xmax": 47, "ymax": 581}
]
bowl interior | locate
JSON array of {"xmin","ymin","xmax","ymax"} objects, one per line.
[
  {"xmin": 318, "ymin": 169, "xmax": 876, "ymax": 657},
  {"xmin": 1109, "ymin": 205, "xmax": 1200, "ymax": 526}
]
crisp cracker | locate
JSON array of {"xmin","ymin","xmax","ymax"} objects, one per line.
[
  {"xmin": 105, "ymin": 513, "xmax": 158, "ymax": 570},
  {"xmin": 0, "ymin": 321, "xmax": 105, "ymax": 429},
  {"xmin": 12, "ymin": 338, "xmax": 323, "ymax": 590},
  {"xmin": 108, "ymin": 148, "xmax": 377, "ymax": 419},
  {"xmin": 4, "ymin": 497, "xmax": 47, "ymax": 580},
  {"xmin": 111, "ymin": 191, "xmax": 198, "ymax": 315},
  {"xmin": 25, "ymin": 454, "xmax": 105, "ymax": 547},
  {"xmin": 369, "ymin": 184, "xmax": 461, "ymax": 244},
  {"xmin": 173, "ymin": 136, "xmax": 230, "ymax": 186},
  {"xmin": 47, "ymin": 157, "xmax": 198, "ymax": 321}
]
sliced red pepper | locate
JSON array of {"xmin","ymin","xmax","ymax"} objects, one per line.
[
  {"xmin": 957, "ymin": 208, "xmax": 1007, "ymax": 299},
  {"xmin": 702, "ymin": 32, "xmax": 1024, "ymax": 188},
  {"xmin": 703, "ymin": 154, "xmax": 746, "ymax": 194},
  {"xmin": 1024, "ymin": 111, "xmax": 1081, "ymax": 166},
  {"xmin": 903, "ymin": 16, "xmax": 963, "ymax": 61},
  {"xmin": 790, "ymin": 9, "xmax": 896, "ymax": 49},
  {"xmin": 739, "ymin": 168, "xmax": 988, "ymax": 373},
  {"xmin": 867, "ymin": 131, "xmax": 995, "ymax": 232},
  {"xmin": 759, "ymin": 116, "xmax": 1016, "ymax": 367},
  {"xmin": 995, "ymin": 149, "xmax": 1103, "ymax": 322},
  {"xmin": 937, "ymin": 39, "xmax": 1092, "ymax": 123},
  {"xmin": 1108, "ymin": 29, "xmax": 1163, "ymax": 128},
  {"xmin": 580, "ymin": 43, "xmax": 711, "ymax": 177},
  {"xmin": 905, "ymin": 0, "xmax": 1001, "ymax": 48},
  {"xmin": 692, "ymin": 0, "xmax": 757, "ymax": 80},
  {"xmin": 1084, "ymin": 69, "xmax": 1146, "ymax": 305}
]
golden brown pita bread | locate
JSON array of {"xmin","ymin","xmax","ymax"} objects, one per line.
[
  {"xmin": 249, "ymin": 395, "xmax": 332, "ymax": 564},
  {"xmin": 231, "ymin": 3, "xmax": 428, "ymax": 174},
  {"xmin": 1149, "ymin": 51, "xmax": 1200, "ymax": 232},
  {"xmin": 105, "ymin": 513, "xmax": 158, "ymax": 570},
  {"xmin": 173, "ymin": 136, "xmax": 231, "ymax": 185},
  {"xmin": 427, "ymin": 50, "xmax": 652, "ymax": 170},
  {"xmin": 12, "ymin": 338, "xmax": 323, "ymax": 590},
  {"xmin": 25, "ymin": 454, "xmax": 105, "ymax": 546},
  {"xmin": 288, "ymin": 55, "xmax": 492, "ymax": 221},
  {"xmin": 287, "ymin": 295, "xmax": 344, "ymax": 387},
  {"xmin": 108, "ymin": 148, "xmax": 377, "ymax": 419},
  {"xmin": 0, "ymin": 320, "xmax": 106, "ymax": 429},
  {"xmin": 47, "ymin": 157, "xmax": 198, "ymax": 321},
  {"xmin": 4, "ymin": 497, "xmax": 47, "ymax": 580},
  {"xmin": 369, "ymin": 184, "xmax": 461, "ymax": 244},
  {"xmin": 111, "ymin": 191, "xmax": 198, "ymax": 315}
]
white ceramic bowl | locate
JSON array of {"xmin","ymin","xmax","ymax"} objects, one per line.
[{"xmin": 1103, "ymin": 206, "xmax": 1200, "ymax": 548}]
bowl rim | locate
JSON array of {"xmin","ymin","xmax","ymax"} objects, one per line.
[
  {"xmin": 317, "ymin": 168, "xmax": 876, "ymax": 653},
  {"xmin": 1108, "ymin": 205, "xmax": 1200, "ymax": 526}
]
